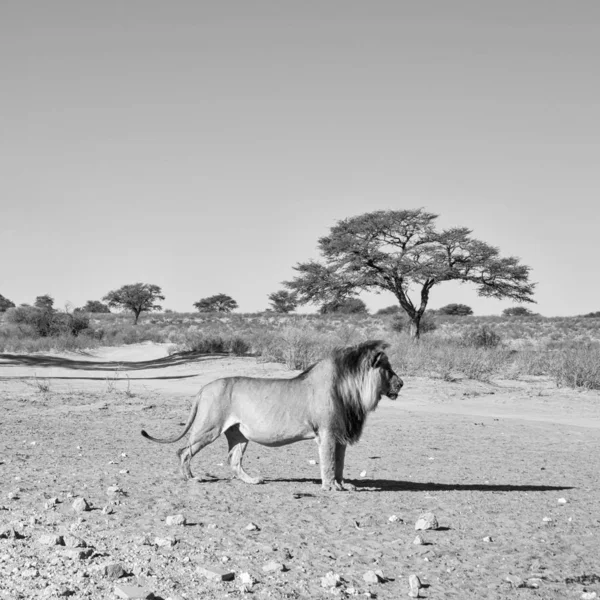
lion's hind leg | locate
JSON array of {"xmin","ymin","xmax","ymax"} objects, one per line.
[
  {"xmin": 225, "ymin": 426, "xmax": 264, "ymax": 485},
  {"xmin": 177, "ymin": 428, "xmax": 220, "ymax": 481}
]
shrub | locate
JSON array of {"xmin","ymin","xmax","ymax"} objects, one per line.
[
  {"xmin": 461, "ymin": 325, "xmax": 502, "ymax": 348},
  {"xmin": 503, "ymin": 306, "xmax": 537, "ymax": 317},
  {"xmin": 320, "ymin": 298, "xmax": 368, "ymax": 315},
  {"xmin": 5, "ymin": 306, "xmax": 91, "ymax": 338},
  {"xmin": 438, "ymin": 303, "xmax": 473, "ymax": 316},
  {"xmin": 390, "ymin": 311, "xmax": 437, "ymax": 334},
  {"xmin": 376, "ymin": 305, "xmax": 400, "ymax": 316},
  {"xmin": 0, "ymin": 294, "xmax": 15, "ymax": 312},
  {"xmin": 550, "ymin": 345, "xmax": 600, "ymax": 390}
]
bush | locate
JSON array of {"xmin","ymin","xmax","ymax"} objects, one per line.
[
  {"xmin": 5, "ymin": 306, "xmax": 91, "ymax": 337},
  {"xmin": 320, "ymin": 298, "xmax": 368, "ymax": 315},
  {"xmin": 461, "ymin": 325, "xmax": 502, "ymax": 348},
  {"xmin": 503, "ymin": 306, "xmax": 537, "ymax": 317},
  {"xmin": 376, "ymin": 305, "xmax": 400, "ymax": 316},
  {"xmin": 0, "ymin": 294, "xmax": 15, "ymax": 312},
  {"xmin": 390, "ymin": 311, "xmax": 437, "ymax": 334},
  {"xmin": 438, "ymin": 303, "xmax": 473, "ymax": 316},
  {"xmin": 550, "ymin": 345, "xmax": 600, "ymax": 390}
]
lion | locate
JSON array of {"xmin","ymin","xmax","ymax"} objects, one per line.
[{"xmin": 141, "ymin": 340, "xmax": 403, "ymax": 490}]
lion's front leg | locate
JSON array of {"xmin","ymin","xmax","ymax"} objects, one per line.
[
  {"xmin": 318, "ymin": 432, "xmax": 344, "ymax": 491},
  {"xmin": 334, "ymin": 443, "xmax": 355, "ymax": 490}
]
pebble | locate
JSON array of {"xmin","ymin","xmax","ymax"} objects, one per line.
[
  {"xmin": 45, "ymin": 498, "xmax": 59, "ymax": 509},
  {"xmin": 72, "ymin": 497, "xmax": 90, "ymax": 512},
  {"xmin": 102, "ymin": 504, "xmax": 114, "ymax": 515},
  {"xmin": 542, "ymin": 517, "xmax": 553, "ymax": 523},
  {"xmin": 107, "ymin": 485, "xmax": 123, "ymax": 497},
  {"xmin": 321, "ymin": 572, "xmax": 341, "ymax": 588},
  {"xmin": 166, "ymin": 514, "xmax": 186, "ymax": 526},
  {"xmin": 388, "ymin": 515, "xmax": 402, "ymax": 523},
  {"xmin": 581, "ymin": 593, "xmax": 598, "ymax": 600},
  {"xmin": 62, "ymin": 548, "xmax": 94, "ymax": 560},
  {"xmin": 246, "ymin": 522, "xmax": 260, "ymax": 531},
  {"xmin": 408, "ymin": 574, "xmax": 422, "ymax": 598},
  {"xmin": 1, "ymin": 526, "xmax": 25, "ymax": 540},
  {"xmin": 64, "ymin": 535, "xmax": 87, "ymax": 548},
  {"xmin": 415, "ymin": 512, "xmax": 439, "ymax": 531},
  {"xmin": 360, "ymin": 470, "xmax": 367, "ymax": 477},
  {"xmin": 39, "ymin": 534, "xmax": 65, "ymax": 546},
  {"xmin": 101, "ymin": 563, "xmax": 128, "ymax": 579},
  {"xmin": 558, "ymin": 497, "xmax": 568, "ymax": 504},
  {"xmin": 262, "ymin": 560, "xmax": 286, "ymax": 573},
  {"xmin": 308, "ymin": 460, "xmax": 317, "ymax": 465},
  {"xmin": 413, "ymin": 535, "xmax": 425, "ymax": 545},
  {"xmin": 483, "ymin": 536, "xmax": 493, "ymax": 543},
  {"xmin": 6, "ymin": 492, "xmax": 19, "ymax": 500}
]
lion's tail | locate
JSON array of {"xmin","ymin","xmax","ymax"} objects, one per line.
[{"xmin": 141, "ymin": 399, "xmax": 199, "ymax": 444}]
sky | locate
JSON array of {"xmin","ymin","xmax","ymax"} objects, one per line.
[{"xmin": 1, "ymin": 1, "xmax": 599, "ymax": 316}]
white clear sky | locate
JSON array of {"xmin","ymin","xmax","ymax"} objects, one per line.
[{"xmin": 1, "ymin": 2, "xmax": 599, "ymax": 316}]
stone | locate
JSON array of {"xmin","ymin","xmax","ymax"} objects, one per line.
[
  {"xmin": 102, "ymin": 504, "xmax": 114, "ymax": 515},
  {"xmin": 64, "ymin": 534, "xmax": 87, "ymax": 548},
  {"xmin": 246, "ymin": 522, "xmax": 260, "ymax": 531},
  {"xmin": 154, "ymin": 537, "xmax": 177, "ymax": 548},
  {"xmin": 0, "ymin": 526, "xmax": 25, "ymax": 540},
  {"xmin": 360, "ymin": 470, "xmax": 367, "ymax": 477},
  {"xmin": 581, "ymin": 593, "xmax": 598, "ymax": 600},
  {"xmin": 321, "ymin": 572, "xmax": 341, "ymax": 588},
  {"xmin": 415, "ymin": 512, "xmax": 439, "ymax": 531},
  {"xmin": 558, "ymin": 497, "xmax": 568, "ymax": 504},
  {"xmin": 413, "ymin": 535, "xmax": 425, "ymax": 545},
  {"xmin": 62, "ymin": 548, "xmax": 93, "ymax": 560},
  {"xmin": 107, "ymin": 485, "xmax": 123, "ymax": 497},
  {"xmin": 363, "ymin": 570, "xmax": 381, "ymax": 584},
  {"xmin": 72, "ymin": 497, "xmax": 90, "ymax": 512},
  {"xmin": 45, "ymin": 498, "xmax": 59, "ymax": 509},
  {"xmin": 114, "ymin": 584, "xmax": 152, "ymax": 599},
  {"xmin": 102, "ymin": 563, "xmax": 128, "ymax": 579},
  {"xmin": 505, "ymin": 575, "xmax": 525, "ymax": 588},
  {"xmin": 197, "ymin": 565, "xmax": 235, "ymax": 581},
  {"xmin": 166, "ymin": 514, "xmax": 186, "ymax": 526},
  {"xmin": 542, "ymin": 516, "xmax": 553, "ymax": 523},
  {"xmin": 39, "ymin": 534, "xmax": 64, "ymax": 546},
  {"xmin": 262, "ymin": 560, "xmax": 286, "ymax": 573},
  {"xmin": 388, "ymin": 515, "xmax": 402, "ymax": 523},
  {"xmin": 408, "ymin": 574, "xmax": 422, "ymax": 597},
  {"xmin": 483, "ymin": 536, "xmax": 493, "ymax": 543},
  {"xmin": 6, "ymin": 491, "xmax": 19, "ymax": 500},
  {"xmin": 239, "ymin": 573, "xmax": 256, "ymax": 586},
  {"xmin": 308, "ymin": 460, "xmax": 317, "ymax": 465}
]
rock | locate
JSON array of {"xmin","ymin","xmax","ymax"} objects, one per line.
[
  {"xmin": 62, "ymin": 548, "xmax": 94, "ymax": 560},
  {"xmin": 262, "ymin": 560, "xmax": 286, "ymax": 573},
  {"xmin": 39, "ymin": 534, "xmax": 65, "ymax": 546},
  {"xmin": 542, "ymin": 517, "xmax": 553, "ymax": 523},
  {"xmin": 119, "ymin": 469, "xmax": 129, "ymax": 474},
  {"xmin": 388, "ymin": 515, "xmax": 403, "ymax": 523},
  {"xmin": 106, "ymin": 485, "xmax": 123, "ymax": 497},
  {"xmin": 363, "ymin": 570, "xmax": 381, "ymax": 584},
  {"xmin": 321, "ymin": 572, "xmax": 341, "ymax": 588},
  {"xmin": 0, "ymin": 526, "xmax": 25, "ymax": 540},
  {"xmin": 6, "ymin": 491, "xmax": 19, "ymax": 500},
  {"xmin": 45, "ymin": 498, "xmax": 59, "ymax": 509},
  {"xmin": 581, "ymin": 593, "xmax": 598, "ymax": 600},
  {"xmin": 72, "ymin": 497, "xmax": 90, "ymax": 512},
  {"xmin": 308, "ymin": 459, "xmax": 317, "ymax": 465},
  {"xmin": 154, "ymin": 537, "xmax": 177, "ymax": 548},
  {"xmin": 505, "ymin": 575, "xmax": 525, "ymax": 588},
  {"xmin": 165, "ymin": 514, "xmax": 186, "ymax": 526},
  {"xmin": 413, "ymin": 535, "xmax": 425, "ymax": 545},
  {"xmin": 246, "ymin": 522, "xmax": 260, "ymax": 531},
  {"xmin": 102, "ymin": 504, "xmax": 114, "ymax": 515},
  {"xmin": 415, "ymin": 512, "xmax": 439, "ymax": 531},
  {"xmin": 558, "ymin": 497, "xmax": 568, "ymax": 504},
  {"xmin": 239, "ymin": 572, "xmax": 256, "ymax": 586},
  {"xmin": 197, "ymin": 565, "xmax": 235, "ymax": 581},
  {"xmin": 483, "ymin": 536, "xmax": 493, "ymax": 543},
  {"xmin": 114, "ymin": 584, "xmax": 152, "ymax": 599},
  {"xmin": 408, "ymin": 574, "xmax": 422, "ymax": 597},
  {"xmin": 360, "ymin": 470, "xmax": 367, "ymax": 477},
  {"xmin": 64, "ymin": 534, "xmax": 87, "ymax": 548},
  {"xmin": 102, "ymin": 563, "xmax": 128, "ymax": 579}
]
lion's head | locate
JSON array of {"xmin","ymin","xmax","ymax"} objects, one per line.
[{"xmin": 330, "ymin": 340, "xmax": 403, "ymax": 444}]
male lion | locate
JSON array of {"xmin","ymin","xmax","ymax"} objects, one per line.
[{"xmin": 141, "ymin": 340, "xmax": 402, "ymax": 490}]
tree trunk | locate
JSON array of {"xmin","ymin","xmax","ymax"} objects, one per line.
[
  {"xmin": 409, "ymin": 315, "xmax": 421, "ymax": 340},
  {"xmin": 133, "ymin": 310, "xmax": 140, "ymax": 325}
]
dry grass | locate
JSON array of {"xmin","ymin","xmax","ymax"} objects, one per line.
[{"xmin": 2, "ymin": 310, "xmax": 600, "ymax": 389}]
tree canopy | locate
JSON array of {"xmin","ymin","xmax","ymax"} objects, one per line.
[
  {"xmin": 319, "ymin": 297, "xmax": 368, "ymax": 315},
  {"xmin": 34, "ymin": 295, "xmax": 55, "ymax": 311},
  {"xmin": 103, "ymin": 283, "xmax": 165, "ymax": 324},
  {"xmin": 193, "ymin": 294, "xmax": 238, "ymax": 313},
  {"xmin": 438, "ymin": 303, "xmax": 473, "ymax": 316},
  {"xmin": 0, "ymin": 294, "xmax": 15, "ymax": 312},
  {"xmin": 267, "ymin": 290, "xmax": 298, "ymax": 313},
  {"xmin": 77, "ymin": 300, "xmax": 111, "ymax": 314},
  {"xmin": 286, "ymin": 209, "xmax": 535, "ymax": 338}
]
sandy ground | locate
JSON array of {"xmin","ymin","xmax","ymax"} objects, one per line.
[{"xmin": 1, "ymin": 342, "xmax": 600, "ymax": 599}]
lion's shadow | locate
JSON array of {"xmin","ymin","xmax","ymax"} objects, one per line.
[{"xmin": 266, "ymin": 477, "xmax": 574, "ymax": 493}]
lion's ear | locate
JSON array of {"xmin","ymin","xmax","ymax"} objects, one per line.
[{"xmin": 372, "ymin": 352, "xmax": 385, "ymax": 368}]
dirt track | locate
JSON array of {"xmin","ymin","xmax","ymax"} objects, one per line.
[{"xmin": 1, "ymin": 344, "xmax": 600, "ymax": 599}]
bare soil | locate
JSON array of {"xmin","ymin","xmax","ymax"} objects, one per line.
[{"xmin": 1, "ymin": 343, "xmax": 600, "ymax": 599}]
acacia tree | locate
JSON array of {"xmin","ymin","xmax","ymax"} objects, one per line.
[
  {"xmin": 34, "ymin": 295, "xmax": 55, "ymax": 311},
  {"xmin": 285, "ymin": 209, "xmax": 535, "ymax": 338},
  {"xmin": 438, "ymin": 303, "xmax": 473, "ymax": 316},
  {"xmin": 267, "ymin": 290, "xmax": 298, "ymax": 313},
  {"xmin": 103, "ymin": 283, "xmax": 165, "ymax": 324},
  {"xmin": 77, "ymin": 300, "xmax": 111, "ymax": 313},
  {"xmin": 193, "ymin": 293, "xmax": 238, "ymax": 313}
]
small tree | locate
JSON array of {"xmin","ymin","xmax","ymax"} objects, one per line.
[
  {"xmin": 77, "ymin": 300, "xmax": 111, "ymax": 313},
  {"xmin": 286, "ymin": 209, "xmax": 535, "ymax": 339},
  {"xmin": 103, "ymin": 283, "xmax": 165, "ymax": 324},
  {"xmin": 376, "ymin": 305, "xmax": 400, "ymax": 316},
  {"xmin": 267, "ymin": 290, "xmax": 298, "ymax": 313},
  {"xmin": 0, "ymin": 294, "xmax": 15, "ymax": 312},
  {"xmin": 502, "ymin": 306, "xmax": 537, "ymax": 317},
  {"xmin": 439, "ymin": 303, "xmax": 473, "ymax": 316},
  {"xmin": 319, "ymin": 297, "xmax": 368, "ymax": 315},
  {"xmin": 193, "ymin": 294, "xmax": 238, "ymax": 313},
  {"xmin": 34, "ymin": 295, "xmax": 55, "ymax": 311}
]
